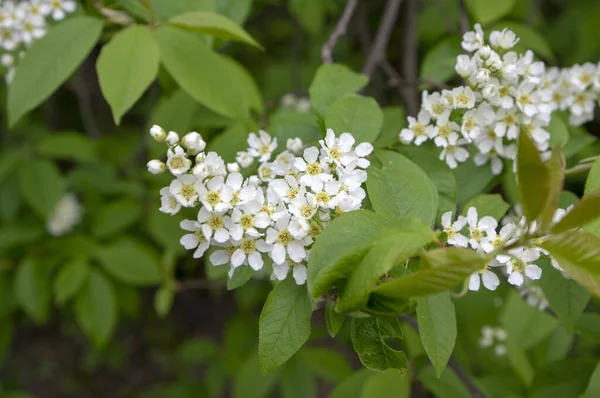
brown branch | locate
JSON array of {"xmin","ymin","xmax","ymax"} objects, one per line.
[
  {"xmin": 457, "ymin": 0, "xmax": 469, "ymax": 37},
  {"xmin": 321, "ymin": 0, "xmax": 359, "ymax": 64},
  {"xmin": 399, "ymin": 0, "xmax": 419, "ymax": 115},
  {"xmin": 362, "ymin": 0, "xmax": 403, "ymax": 77},
  {"xmin": 401, "ymin": 315, "xmax": 484, "ymax": 398}
]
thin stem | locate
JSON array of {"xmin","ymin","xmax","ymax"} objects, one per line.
[
  {"xmin": 565, "ymin": 163, "xmax": 593, "ymax": 176},
  {"xmin": 321, "ymin": 0, "xmax": 359, "ymax": 64},
  {"xmin": 457, "ymin": 0, "xmax": 469, "ymax": 37},
  {"xmin": 362, "ymin": 0, "xmax": 403, "ymax": 77},
  {"xmin": 399, "ymin": 0, "xmax": 419, "ymax": 115}
]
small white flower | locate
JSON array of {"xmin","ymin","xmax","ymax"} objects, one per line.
[
  {"xmin": 150, "ymin": 125, "xmax": 167, "ymax": 141},
  {"xmin": 179, "ymin": 220, "xmax": 210, "ymax": 258},
  {"xmin": 439, "ymin": 139, "xmax": 470, "ymax": 169},
  {"xmin": 166, "ymin": 146, "xmax": 191, "ymax": 175},
  {"xmin": 165, "ymin": 131, "xmax": 179, "ymax": 145},
  {"xmin": 248, "ymin": 130, "xmax": 277, "ymax": 162},
  {"xmin": 462, "ymin": 23, "xmax": 485, "ymax": 52},
  {"xmin": 236, "ymin": 151, "xmax": 254, "ymax": 168},
  {"xmin": 295, "ymin": 147, "xmax": 332, "ymax": 190},
  {"xmin": 286, "ymin": 137, "xmax": 303, "ymax": 154},
  {"xmin": 466, "ymin": 207, "xmax": 498, "ymax": 251},
  {"xmin": 432, "ymin": 117, "xmax": 461, "ymax": 148},
  {"xmin": 197, "ymin": 207, "xmax": 233, "ymax": 243},
  {"xmin": 496, "ymin": 247, "xmax": 542, "ymax": 286},
  {"xmin": 1, "ymin": 53, "xmax": 13, "ymax": 67},
  {"xmin": 159, "ymin": 187, "xmax": 181, "ymax": 215},
  {"xmin": 265, "ymin": 214, "xmax": 311, "ymax": 265},
  {"xmin": 46, "ymin": 193, "xmax": 82, "ymax": 236},
  {"xmin": 229, "ymin": 200, "xmax": 271, "ymax": 240},
  {"xmin": 42, "ymin": 0, "xmax": 76, "ymax": 21},
  {"xmin": 319, "ymin": 130, "xmax": 357, "ymax": 167},
  {"xmin": 441, "ymin": 211, "xmax": 468, "ymax": 247},
  {"xmin": 489, "ymin": 28, "xmax": 519, "ymax": 49},
  {"xmin": 227, "ymin": 162, "xmax": 240, "ymax": 173},
  {"xmin": 193, "ymin": 152, "xmax": 226, "ymax": 180},
  {"xmin": 181, "ymin": 131, "xmax": 206, "ymax": 154},
  {"xmin": 452, "ymin": 86, "xmax": 476, "ymax": 109},
  {"xmin": 400, "ymin": 111, "xmax": 433, "ymax": 145},
  {"xmin": 146, "ymin": 159, "xmax": 166, "ymax": 174},
  {"xmin": 231, "ymin": 237, "xmax": 272, "ymax": 270},
  {"xmin": 197, "ymin": 175, "xmax": 233, "ymax": 212},
  {"xmin": 468, "ymin": 267, "xmax": 500, "ymax": 291},
  {"xmin": 170, "ymin": 174, "xmax": 200, "ymax": 207}
]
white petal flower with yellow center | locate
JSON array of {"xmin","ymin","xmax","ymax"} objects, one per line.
[{"xmin": 179, "ymin": 220, "xmax": 210, "ymax": 258}]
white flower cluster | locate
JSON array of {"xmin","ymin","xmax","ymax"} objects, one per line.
[
  {"xmin": 46, "ymin": 192, "xmax": 82, "ymax": 237},
  {"xmin": 400, "ymin": 24, "xmax": 553, "ymax": 175},
  {"xmin": 479, "ymin": 325, "xmax": 507, "ymax": 356},
  {"xmin": 442, "ymin": 205, "xmax": 572, "ymax": 292},
  {"xmin": 542, "ymin": 62, "xmax": 600, "ymax": 126},
  {"xmin": 147, "ymin": 126, "xmax": 373, "ymax": 285},
  {"xmin": 280, "ymin": 93, "xmax": 311, "ymax": 113},
  {"xmin": 0, "ymin": 0, "xmax": 76, "ymax": 83}
]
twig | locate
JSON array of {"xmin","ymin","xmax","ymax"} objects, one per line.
[
  {"xmin": 321, "ymin": 0, "xmax": 359, "ymax": 64},
  {"xmin": 399, "ymin": 0, "xmax": 420, "ymax": 115},
  {"xmin": 401, "ymin": 315, "xmax": 485, "ymax": 398},
  {"xmin": 362, "ymin": 0, "xmax": 403, "ymax": 77},
  {"xmin": 457, "ymin": 0, "xmax": 469, "ymax": 37},
  {"xmin": 381, "ymin": 60, "xmax": 451, "ymax": 91}
]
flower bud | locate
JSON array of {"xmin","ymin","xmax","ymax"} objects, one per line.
[
  {"xmin": 166, "ymin": 131, "xmax": 180, "ymax": 146},
  {"xmin": 236, "ymin": 151, "xmax": 254, "ymax": 168},
  {"xmin": 182, "ymin": 131, "xmax": 206, "ymax": 153},
  {"xmin": 475, "ymin": 68, "xmax": 491, "ymax": 84},
  {"xmin": 150, "ymin": 125, "xmax": 166, "ymax": 142},
  {"xmin": 286, "ymin": 138, "xmax": 303, "ymax": 154},
  {"xmin": 227, "ymin": 162, "xmax": 241, "ymax": 173},
  {"xmin": 296, "ymin": 98, "xmax": 310, "ymax": 113},
  {"xmin": 147, "ymin": 159, "xmax": 166, "ymax": 174}
]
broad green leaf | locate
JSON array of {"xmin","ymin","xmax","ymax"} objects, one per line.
[
  {"xmin": 308, "ymin": 64, "xmax": 368, "ymax": 117},
  {"xmin": 289, "ymin": 0, "xmax": 324, "ymax": 35},
  {"xmin": 0, "ymin": 174, "xmax": 21, "ymax": 221},
  {"xmin": 153, "ymin": 27, "xmax": 253, "ymax": 119},
  {"xmin": 269, "ymin": 110, "xmax": 321, "ymax": 145},
  {"xmin": 0, "ymin": 222, "xmax": 44, "ymax": 254},
  {"xmin": 583, "ymin": 361, "xmax": 600, "ymax": 398},
  {"xmin": 54, "ymin": 258, "xmax": 90, "ymax": 305},
  {"xmin": 325, "ymin": 302, "xmax": 344, "ymax": 338},
  {"xmin": 147, "ymin": 210, "xmax": 186, "ymax": 253},
  {"xmin": 548, "ymin": 113, "xmax": 570, "ymax": 149},
  {"xmin": 351, "ymin": 317, "xmax": 407, "ymax": 372},
  {"xmin": 538, "ymin": 260, "xmax": 590, "ymax": 331},
  {"xmin": 372, "ymin": 248, "xmax": 490, "ymax": 299},
  {"xmin": 307, "ymin": 210, "xmax": 398, "ymax": 299},
  {"xmin": 116, "ymin": 0, "xmax": 153, "ymax": 22},
  {"xmin": 337, "ymin": 218, "xmax": 436, "ymax": 312},
  {"xmin": 97, "ymin": 25, "xmax": 160, "ymax": 124},
  {"xmin": 462, "ymin": 194, "xmax": 510, "ymax": 220},
  {"xmin": 154, "ymin": 285, "xmax": 174, "ymax": 318},
  {"xmin": 74, "ymin": 269, "xmax": 117, "ymax": 348},
  {"xmin": 325, "ymin": 95, "xmax": 383, "ymax": 143},
  {"xmin": 374, "ymin": 106, "xmax": 407, "ymax": 148},
  {"xmin": 506, "ymin": 340, "xmax": 534, "ymax": 387},
  {"xmin": 94, "ymin": 238, "xmax": 162, "ymax": 286},
  {"xmin": 361, "ymin": 369, "xmax": 410, "ymax": 398},
  {"xmin": 328, "ymin": 369, "xmax": 374, "ymax": 398},
  {"xmin": 517, "ymin": 130, "xmax": 552, "ymax": 223},
  {"xmin": 258, "ymin": 278, "xmax": 312, "ymax": 373},
  {"xmin": 8, "ymin": 17, "xmax": 103, "ymax": 126},
  {"xmin": 541, "ymin": 231, "xmax": 600, "ymax": 297},
  {"xmin": 36, "ymin": 132, "xmax": 97, "ymax": 162},
  {"xmin": 216, "ymin": 0, "xmax": 253, "ymax": 24},
  {"xmin": 234, "ymin": 352, "xmax": 280, "ymax": 398},
  {"xmin": 367, "ymin": 166, "xmax": 437, "ymax": 226},
  {"xmin": 151, "ymin": 0, "xmax": 215, "ymax": 20},
  {"xmin": 150, "ymin": 89, "xmax": 201, "ymax": 134},
  {"xmin": 417, "ymin": 367, "xmax": 470, "ymax": 398},
  {"xmin": 227, "ymin": 265, "xmax": 254, "ymax": 290},
  {"xmin": 584, "ymin": 157, "xmax": 600, "ymax": 237},
  {"xmin": 92, "ymin": 199, "xmax": 143, "ymax": 238},
  {"xmin": 551, "ymin": 189, "xmax": 600, "ymax": 234},
  {"xmin": 14, "ymin": 258, "xmax": 51, "ymax": 324},
  {"xmin": 529, "ymin": 359, "xmax": 596, "ymax": 398},
  {"xmin": 466, "ymin": 0, "xmax": 516, "ymax": 24},
  {"xmin": 168, "ymin": 11, "xmax": 261, "ymax": 48},
  {"xmin": 280, "ymin": 357, "xmax": 317, "ymax": 398},
  {"xmin": 416, "ymin": 292, "xmax": 456, "ymax": 377},
  {"xmin": 502, "ymin": 291, "xmax": 558, "ymax": 350},
  {"xmin": 19, "ymin": 159, "xmax": 64, "ymax": 218},
  {"xmin": 206, "ymin": 123, "xmax": 249, "ymax": 163},
  {"xmin": 491, "ymin": 22, "xmax": 554, "ymax": 61},
  {"xmin": 539, "ymin": 150, "xmax": 565, "ymax": 230},
  {"xmin": 453, "ymin": 160, "xmax": 496, "ymax": 203},
  {"xmin": 300, "ymin": 347, "xmax": 352, "ymax": 383},
  {"xmin": 364, "ymin": 293, "xmax": 416, "ymax": 317},
  {"xmin": 0, "ymin": 150, "xmax": 25, "ymax": 186},
  {"xmin": 420, "ymin": 37, "xmax": 461, "ymax": 83}
]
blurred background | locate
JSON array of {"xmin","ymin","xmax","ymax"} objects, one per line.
[{"xmin": 1, "ymin": 0, "xmax": 600, "ymax": 397}]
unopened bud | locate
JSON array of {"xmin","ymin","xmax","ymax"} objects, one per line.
[
  {"xmin": 150, "ymin": 125, "xmax": 166, "ymax": 142},
  {"xmin": 286, "ymin": 138, "xmax": 303, "ymax": 154},
  {"xmin": 147, "ymin": 160, "xmax": 166, "ymax": 174},
  {"xmin": 227, "ymin": 162, "xmax": 241, "ymax": 173},
  {"xmin": 182, "ymin": 131, "xmax": 206, "ymax": 153},
  {"xmin": 166, "ymin": 131, "xmax": 180, "ymax": 146}
]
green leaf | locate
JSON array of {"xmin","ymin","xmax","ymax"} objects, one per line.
[
  {"xmin": 506, "ymin": 340, "xmax": 534, "ymax": 387},
  {"xmin": 269, "ymin": 110, "xmax": 321, "ymax": 144},
  {"xmin": 36, "ymin": 132, "xmax": 97, "ymax": 162},
  {"xmin": 54, "ymin": 258, "xmax": 90, "ymax": 305},
  {"xmin": 502, "ymin": 291, "xmax": 558, "ymax": 350},
  {"xmin": 417, "ymin": 366, "xmax": 471, "ymax": 398},
  {"xmin": 307, "ymin": 210, "xmax": 399, "ymax": 299},
  {"xmin": 361, "ymin": 369, "xmax": 410, "ymax": 398},
  {"xmin": 517, "ymin": 130, "xmax": 553, "ymax": 223},
  {"xmin": 206, "ymin": 123, "xmax": 249, "ymax": 163},
  {"xmin": 453, "ymin": 160, "xmax": 496, "ymax": 203},
  {"xmin": 116, "ymin": 0, "xmax": 153, "ymax": 22},
  {"xmin": 337, "ymin": 218, "xmax": 436, "ymax": 312},
  {"xmin": 151, "ymin": 0, "xmax": 215, "ymax": 20},
  {"xmin": 538, "ymin": 260, "xmax": 590, "ymax": 331},
  {"xmin": 168, "ymin": 11, "xmax": 261, "ymax": 48},
  {"xmin": 151, "ymin": 89, "xmax": 200, "ymax": 133},
  {"xmin": 530, "ymin": 359, "xmax": 596, "ymax": 398},
  {"xmin": 491, "ymin": 22, "xmax": 554, "ymax": 61},
  {"xmin": 280, "ymin": 357, "xmax": 317, "ymax": 398},
  {"xmin": 541, "ymin": 231, "xmax": 600, "ymax": 297},
  {"xmin": 371, "ymin": 248, "xmax": 490, "ymax": 299},
  {"xmin": 462, "ymin": 194, "xmax": 510, "ymax": 220},
  {"xmin": 97, "ymin": 25, "xmax": 160, "ymax": 124},
  {"xmin": 234, "ymin": 352, "xmax": 280, "ymax": 398},
  {"xmin": 0, "ymin": 150, "xmax": 25, "ymax": 186},
  {"xmin": 551, "ymin": 189, "xmax": 600, "ymax": 234},
  {"xmin": 147, "ymin": 210, "xmax": 186, "ymax": 253},
  {"xmin": 94, "ymin": 238, "xmax": 162, "ymax": 286},
  {"xmin": 300, "ymin": 347, "xmax": 352, "ymax": 383},
  {"xmin": 420, "ymin": 37, "xmax": 461, "ymax": 83},
  {"xmin": 548, "ymin": 113, "xmax": 570, "ymax": 149},
  {"xmin": 374, "ymin": 106, "xmax": 407, "ymax": 148},
  {"xmin": 154, "ymin": 285, "xmax": 175, "ymax": 318},
  {"xmin": 8, "ymin": 17, "xmax": 103, "ymax": 127},
  {"xmin": 325, "ymin": 302, "xmax": 345, "ymax": 338},
  {"xmin": 14, "ymin": 258, "xmax": 51, "ymax": 324},
  {"xmin": 466, "ymin": 0, "xmax": 516, "ymax": 24},
  {"xmin": 74, "ymin": 269, "xmax": 117, "ymax": 348},
  {"xmin": 258, "ymin": 278, "xmax": 312, "ymax": 373},
  {"xmin": 367, "ymin": 165, "xmax": 437, "ymax": 226},
  {"xmin": 416, "ymin": 292, "xmax": 456, "ymax": 377},
  {"xmin": 227, "ymin": 265, "xmax": 254, "ymax": 290},
  {"xmin": 325, "ymin": 95, "xmax": 383, "ymax": 144},
  {"xmin": 308, "ymin": 64, "xmax": 368, "ymax": 117},
  {"xmin": 216, "ymin": 0, "xmax": 252, "ymax": 24},
  {"xmin": 351, "ymin": 317, "xmax": 407, "ymax": 372},
  {"xmin": 177, "ymin": 338, "xmax": 218, "ymax": 365},
  {"xmin": 584, "ymin": 157, "xmax": 600, "ymax": 237},
  {"xmin": 583, "ymin": 361, "xmax": 600, "ymax": 398},
  {"xmin": 19, "ymin": 159, "xmax": 64, "ymax": 218},
  {"xmin": 92, "ymin": 199, "xmax": 143, "ymax": 238},
  {"xmin": 153, "ymin": 26, "xmax": 253, "ymax": 119},
  {"xmin": 289, "ymin": 0, "xmax": 324, "ymax": 35},
  {"xmin": 328, "ymin": 369, "xmax": 374, "ymax": 398}
]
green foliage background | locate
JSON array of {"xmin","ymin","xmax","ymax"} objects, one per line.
[{"xmin": 1, "ymin": 0, "xmax": 600, "ymax": 397}]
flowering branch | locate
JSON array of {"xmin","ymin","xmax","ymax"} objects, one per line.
[{"xmin": 321, "ymin": 0, "xmax": 359, "ymax": 64}]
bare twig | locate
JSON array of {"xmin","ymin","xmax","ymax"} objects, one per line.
[
  {"xmin": 399, "ymin": 0, "xmax": 420, "ymax": 115},
  {"xmin": 362, "ymin": 0, "xmax": 403, "ymax": 77},
  {"xmin": 321, "ymin": 0, "xmax": 359, "ymax": 64},
  {"xmin": 401, "ymin": 315, "xmax": 484, "ymax": 398},
  {"xmin": 457, "ymin": 0, "xmax": 469, "ymax": 37}
]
